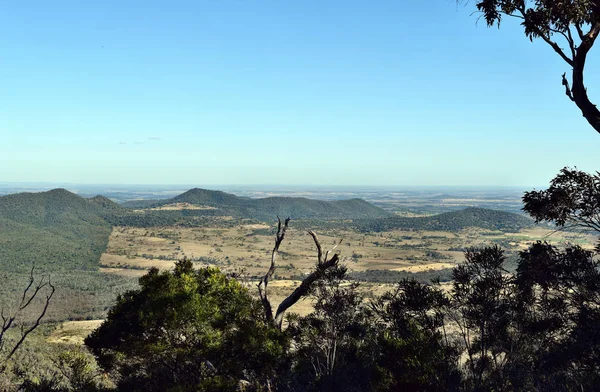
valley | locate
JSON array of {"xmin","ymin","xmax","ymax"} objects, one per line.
[{"xmin": 1, "ymin": 185, "xmax": 594, "ymax": 323}]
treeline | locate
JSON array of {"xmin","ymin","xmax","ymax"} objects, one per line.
[
  {"xmin": 348, "ymin": 268, "xmax": 454, "ymax": 283},
  {"xmin": 354, "ymin": 207, "xmax": 533, "ymax": 233}
]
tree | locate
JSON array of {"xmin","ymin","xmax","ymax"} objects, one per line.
[
  {"xmin": 285, "ymin": 266, "xmax": 378, "ymax": 392},
  {"xmin": 465, "ymin": 0, "xmax": 600, "ymax": 134},
  {"xmin": 0, "ymin": 265, "xmax": 55, "ymax": 367},
  {"xmin": 371, "ymin": 278, "xmax": 462, "ymax": 391},
  {"xmin": 512, "ymin": 241, "xmax": 600, "ymax": 390},
  {"xmin": 450, "ymin": 246, "xmax": 516, "ymax": 391},
  {"xmin": 523, "ymin": 167, "xmax": 600, "ymax": 234},
  {"xmin": 258, "ymin": 218, "xmax": 342, "ymax": 329},
  {"xmin": 519, "ymin": 167, "xmax": 600, "ymax": 389},
  {"xmin": 85, "ymin": 259, "xmax": 287, "ymax": 392}
]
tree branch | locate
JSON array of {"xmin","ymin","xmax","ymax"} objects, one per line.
[
  {"xmin": 257, "ymin": 217, "xmax": 290, "ymax": 324},
  {"xmin": 7, "ymin": 278, "xmax": 54, "ymax": 360},
  {"xmin": 514, "ymin": 6, "xmax": 574, "ymax": 66},
  {"xmin": 575, "ymin": 23, "xmax": 585, "ymax": 41},
  {"xmin": 0, "ymin": 271, "xmax": 55, "ymax": 361},
  {"xmin": 273, "ymin": 232, "xmax": 341, "ymax": 328}
]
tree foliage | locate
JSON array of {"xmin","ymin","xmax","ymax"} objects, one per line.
[
  {"xmin": 85, "ymin": 259, "xmax": 287, "ymax": 392},
  {"xmin": 467, "ymin": 0, "xmax": 600, "ymax": 134},
  {"xmin": 523, "ymin": 167, "xmax": 600, "ymax": 232}
]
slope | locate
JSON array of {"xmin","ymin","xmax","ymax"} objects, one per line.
[
  {"xmin": 355, "ymin": 207, "xmax": 533, "ymax": 232},
  {"xmin": 0, "ymin": 189, "xmax": 113, "ymax": 273}
]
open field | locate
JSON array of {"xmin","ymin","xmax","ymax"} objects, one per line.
[
  {"xmin": 98, "ymin": 222, "xmax": 597, "ymax": 317},
  {"xmin": 47, "ymin": 320, "xmax": 104, "ymax": 345}
]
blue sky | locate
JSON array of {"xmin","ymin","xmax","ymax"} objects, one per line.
[{"xmin": 1, "ymin": 0, "xmax": 598, "ymax": 186}]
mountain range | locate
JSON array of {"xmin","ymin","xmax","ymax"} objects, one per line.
[{"xmin": 0, "ymin": 187, "xmax": 533, "ymax": 273}]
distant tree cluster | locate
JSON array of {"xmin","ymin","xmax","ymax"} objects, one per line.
[{"xmin": 354, "ymin": 207, "xmax": 533, "ymax": 233}]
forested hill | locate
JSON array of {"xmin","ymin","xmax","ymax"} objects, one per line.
[
  {"xmin": 355, "ymin": 207, "xmax": 533, "ymax": 232},
  {"xmin": 171, "ymin": 188, "xmax": 251, "ymax": 206},
  {"xmin": 0, "ymin": 189, "xmax": 113, "ymax": 273},
  {"xmin": 123, "ymin": 188, "xmax": 391, "ymax": 221}
]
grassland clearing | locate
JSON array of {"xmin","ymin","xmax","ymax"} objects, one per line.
[
  {"xmin": 97, "ymin": 222, "xmax": 592, "ymax": 320},
  {"xmin": 47, "ymin": 320, "xmax": 104, "ymax": 345}
]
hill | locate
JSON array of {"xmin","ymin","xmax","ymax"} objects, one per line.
[
  {"xmin": 0, "ymin": 189, "xmax": 112, "ymax": 273},
  {"xmin": 124, "ymin": 188, "xmax": 391, "ymax": 221},
  {"xmin": 171, "ymin": 188, "xmax": 250, "ymax": 206},
  {"xmin": 355, "ymin": 207, "xmax": 533, "ymax": 232},
  {"xmin": 88, "ymin": 195, "xmax": 123, "ymax": 211}
]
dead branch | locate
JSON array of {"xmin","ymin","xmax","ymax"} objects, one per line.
[
  {"xmin": 258, "ymin": 216, "xmax": 290, "ymax": 324},
  {"xmin": 257, "ymin": 219, "xmax": 343, "ymax": 329},
  {"xmin": 0, "ymin": 266, "xmax": 55, "ymax": 361},
  {"xmin": 273, "ymin": 230, "xmax": 341, "ymax": 328}
]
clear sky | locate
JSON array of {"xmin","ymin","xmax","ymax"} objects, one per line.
[{"xmin": 1, "ymin": 0, "xmax": 598, "ymax": 187}]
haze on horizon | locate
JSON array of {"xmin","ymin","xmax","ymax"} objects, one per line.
[{"xmin": 1, "ymin": 1, "xmax": 599, "ymax": 187}]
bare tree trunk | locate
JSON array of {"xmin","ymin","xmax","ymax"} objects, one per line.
[
  {"xmin": 257, "ymin": 217, "xmax": 290, "ymax": 325},
  {"xmin": 564, "ymin": 22, "xmax": 600, "ymax": 134},
  {"xmin": 258, "ymin": 220, "xmax": 341, "ymax": 329}
]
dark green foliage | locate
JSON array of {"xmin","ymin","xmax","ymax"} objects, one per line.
[
  {"xmin": 348, "ymin": 268, "xmax": 454, "ymax": 284},
  {"xmin": 371, "ymin": 279, "xmax": 462, "ymax": 391},
  {"xmin": 0, "ymin": 189, "xmax": 112, "ymax": 273},
  {"xmin": 87, "ymin": 196, "xmax": 123, "ymax": 211},
  {"xmin": 523, "ymin": 167, "xmax": 600, "ymax": 232},
  {"xmin": 85, "ymin": 261, "xmax": 288, "ymax": 392},
  {"xmin": 285, "ymin": 267, "xmax": 381, "ymax": 392},
  {"xmin": 286, "ymin": 267, "xmax": 461, "ymax": 392},
  {"xmin": 356, "ymin": 207, "xmax": 533, "ymax": 232},
  {"xmin": 512, "ymin": 242, "xmax": 600, "ymax": 390},
  {"xmin": 451, "ymin": 246, "xmax": 516, "ymax": 391},
  {"xmin": 474, "ymin": 0, "xmax": 598, "ymax": 38},
  {"xmin": 170, "ymin": 188, "xmax": 250, "ymax": 206}
]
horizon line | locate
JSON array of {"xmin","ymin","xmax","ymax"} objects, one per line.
[{"xmin": 0, "ymin": 181, "xmax": 542, "ymax": 189}]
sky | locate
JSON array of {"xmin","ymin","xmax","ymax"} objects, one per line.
[{"xmin": 1, "ymin": 0, "xmax": 599, "ymax": 187}]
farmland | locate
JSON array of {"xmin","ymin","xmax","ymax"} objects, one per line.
[{"xmin": 98, "ymin": 222, "xmax": 596, "ymax": 316}]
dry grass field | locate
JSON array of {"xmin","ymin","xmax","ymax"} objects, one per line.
[
  {"xmin": 47, "ymin": 320, "xmax": 104, "ymax": 345},
  {"xmin": 50, "ymin": 223, "xmax": 595, "ymax": 343},
  {"xmin": 96, "ymin": 222, "xmax": 595, "ymax": 319}
]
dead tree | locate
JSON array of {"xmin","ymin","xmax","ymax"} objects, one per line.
[
  {"xmin": 258, "ymin": 217, "xmax": 341, "ymax": 329},
  {"xmin": 0, "ymin": 265, "xmax": 55, "ymax": 363}
]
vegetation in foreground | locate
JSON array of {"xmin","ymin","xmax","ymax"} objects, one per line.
[{"xmin": 0, "ymin": 168, "xmax": 599, "ymax": 391}]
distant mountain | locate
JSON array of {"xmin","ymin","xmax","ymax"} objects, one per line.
[
  {"xmin": 355, "ymin": 207, "xmax": 533, "ymax": 232},
  {"xmin": 171, "ymin": 188, "xmax": 250, "ymax": 206},
  {"xmin": 0, "ymin": 189, "xmax": 112, "ymax": 273},
  {"xmin": 88, "ymin": 195, "xmax": 123, "ymax": 210},
  {"xmin": 249, "ymin": 197, "xmax": 389, "ymax": 220},
  {"xmin": 0, "ymin": 188, "xmax": 530, "ymax": 277},
  {"xmin": 125, "ymin": 188, "xmax": 391, "ymax": 221}
]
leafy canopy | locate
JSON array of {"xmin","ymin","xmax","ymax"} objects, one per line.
[{"xmin": 85, "ymin": 259, "xmax": 287, "ymax": 392}]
